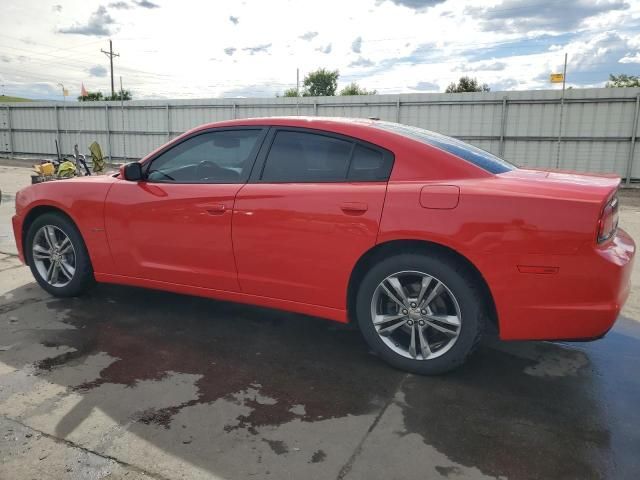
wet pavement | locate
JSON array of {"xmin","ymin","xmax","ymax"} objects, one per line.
[
  {"xmin": 1, "ymin": 164, "xmax": 640, "ymax": 479},
  {"xmin": 1, "ymin": 263, "xmax": 640, "ymax": 479}
]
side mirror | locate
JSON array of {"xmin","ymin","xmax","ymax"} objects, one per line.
[{"xmin": 121, "ymin": 162, "xmax": 143, "ymax": 181}]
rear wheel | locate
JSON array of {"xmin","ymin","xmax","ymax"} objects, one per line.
[
  {"xmin": 25, "ymin": 212, "xmax": 93, "ymax": 297},
  {"xmin": 355, "ymin": 253, "xmax": 484, "ymax": 375}
]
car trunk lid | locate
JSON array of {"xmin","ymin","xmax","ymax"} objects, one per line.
[{"xmin": 498, "ymin": 168, "xmax": 620, "ymax": 199}]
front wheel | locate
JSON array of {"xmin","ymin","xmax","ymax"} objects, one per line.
[
  {"xmin": 25, "ymin": 212, "xmax": 94, "ymax": 297},
  {"xmin": 355, "ymin": 253, "xmax": 485, "ymax": 375}
]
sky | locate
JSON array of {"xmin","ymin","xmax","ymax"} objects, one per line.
[{"xmin": 0, "ymin": 0, "xmax": 639, "ymax": 100}]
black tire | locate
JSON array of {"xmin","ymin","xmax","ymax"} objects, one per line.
[
  {"xmin": 355, "ymin": 252, "xmax": 485, "ymax": 375},
  {"xmin": 25, "ymin": 212, "xmax": 94, "ymax": 297}
]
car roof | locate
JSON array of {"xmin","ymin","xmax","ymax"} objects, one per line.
[
  {"xmin": 191, "ymin": 116, "xmax": 377, "ymax": 131},
  {"xmin": 181, "ymin": 116, "xmax": 404, "ymax": 151}
]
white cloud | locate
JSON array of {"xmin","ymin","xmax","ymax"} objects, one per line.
[
  {"xmin": 620, "ymin": 53, "xmax": 640, "ymax": 64},
  {"xmin": 352, "ymin": 37, "xmax": 362, "ymax": 53},
  {"xmin": 57, "ymin": 6, "xmax": 116, "ymax": 36},
  {"xmin": 88, "ymin": 65, "xmax": 108, "ymax": 77}
]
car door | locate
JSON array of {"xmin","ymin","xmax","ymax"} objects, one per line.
[
  {"xmin": 232, "ymin": 128, "xmax": 394, "ymax": 309},
  {"xmin": 105, "ymin": 127, "xmax": 266, "ymax": 291}
]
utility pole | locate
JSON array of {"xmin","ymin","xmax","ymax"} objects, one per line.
[
  {"xmin": 120, "ymin": 76, "xmax": 126, "ymax": 161},
  {"xmin": 101, "ymin": 39, "xmax": 120, "ymax": 98}
]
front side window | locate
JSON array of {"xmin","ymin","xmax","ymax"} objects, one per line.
[
  {"xmin": 147, "ymin": 129, "xmax": 263, "ymax": 183},
  {"xmin": 261, "ymin": 130, "xmax": 393, "ymax": 182}
]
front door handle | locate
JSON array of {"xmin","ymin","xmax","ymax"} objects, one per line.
[{"xmin": 340, "ymin": 202, "xmax": 368, "ymax": 213}]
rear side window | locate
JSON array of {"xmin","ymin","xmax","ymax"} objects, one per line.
[
  {"xmin": 348, "ymin": 144, "xmax": 387, "ymax": 181},
  {"xmin": 261, "ymin": 130, "xmax": 393, "ymax": 182},
  {"xmin": 373, "ymin": 121, "xmax": 516, "ymax": 174}
]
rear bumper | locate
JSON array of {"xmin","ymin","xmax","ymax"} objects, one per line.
[
  {"xmin": 493, "ymin": 228, "xmax": 635, "ymax": 341},
  {"xmin": 12, "ymin": 214, "xmax": 26, "ymax": 264}
]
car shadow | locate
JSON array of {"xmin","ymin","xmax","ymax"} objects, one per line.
[{"xmin": 1, "ymin": 281, "xmax": 639, "ymax": 479}]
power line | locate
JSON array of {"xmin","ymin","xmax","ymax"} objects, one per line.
[{"xmin": 0, "ymin": 44, "xmax": 172, "ymax": 82}]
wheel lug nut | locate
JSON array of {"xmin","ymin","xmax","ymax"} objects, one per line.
[
  {"xmin": 402, "ymin": 309, "xmax": 408, "ymax": 315},
  {"xmin": 419, "ymin": 320, "xmax": 425, "ymax": 326},
  {"xmin": 421, "ymin": 309, "xmax": 427, "ymax": 315},
  {"xmin": 410, "ymin": 302, "xmax": 416, "ymax": 308},
  {"xmin": 407, "ymin": 320, "xmax": 413, "ymax": 326}
]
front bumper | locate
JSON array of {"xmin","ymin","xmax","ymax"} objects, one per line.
[{"xmin": 12, "ymin": 214, "xmax": 25, "ymax": 264}]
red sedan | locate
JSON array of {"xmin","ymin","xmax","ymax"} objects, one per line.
[{"xmin": 11, "ymin": 117, "xmax": 635, "ymax": 374}]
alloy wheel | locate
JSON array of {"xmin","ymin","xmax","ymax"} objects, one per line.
[
  {"xmin": 370, "ymin": 270, "xmax": 462, "ymax": 360},
  {"xmin": 32, "ymin": 225, "xmax": 76, "ymax": 288}
]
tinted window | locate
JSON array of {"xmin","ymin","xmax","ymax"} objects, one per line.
[
  {"xmin": 147, "ymin": 129, "xmax": 262, "ymax": 183},
  {"xmin": 373, "ymin": 121, "xmax": 516, "ymax": 174},
  {"xmin": 348, "ymin": 144, "xmax": 391, "ymax": 181},
  {"xmin": 261, "ymin": 131, "xmax": 353, "ymax": 182}
]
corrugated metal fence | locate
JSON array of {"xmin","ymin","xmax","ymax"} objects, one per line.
[{"xmin": 1, "ymin": 87, "xmax": 640, "ymax": 182}]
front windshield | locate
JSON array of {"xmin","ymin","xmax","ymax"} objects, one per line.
[{"xmin": 373, "ymin": 121, "xmax": 517, "ymax": 174}]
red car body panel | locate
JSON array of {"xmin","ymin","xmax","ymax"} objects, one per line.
[
  {"xmin": 13, "ymin": 176, "xmax": 117, "ymax": 272},
  {"xmin": 233, "ymin": 182, "xmax": 386, "ymax": 309},
  {"xmin": 12, "ymin": 117, "xmax": 635, "ymax": 341},
  {"xmin": 104, "ymin": 182, "xmax": 241, "ymax": 291}
]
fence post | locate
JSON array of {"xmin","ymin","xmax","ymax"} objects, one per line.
[
  {"xmin": 166, "ymin": 104, "xmax": 171, "ymax": 141},
  {"xmin": 233, "ymin": 103, "xmax": 237, "ymax": 120},
  {"xmin": 55, "ymin": 105, "xmax": 62, "ymax": 157},
  {"xmin": 121, "ymin": 101, "xmax": 126, "ymax": 162},
  {"xmin": 555, "ymin": 91, "xmax": 567, "ymax": 169},
  {"xmin": 314, "ymin": 102, "xmax": 318, "ymax": 116},
  {"xmin": 6, "ymin": 106, "xmax": 13, "ymax": 158},
  {"xmin": 625, "ymin": 93, "xmax": 640, "ymax": 186},
  {"xmin": 105, "ymin": 105, "xmax": 111, "ymax": 162},
  {"xmin": 396, "ymin": 98, "xmax": 401, "ymax": 123},
  {"xmin": 499, "ymin": 96, "xmax": 508, "ymax": 157}
]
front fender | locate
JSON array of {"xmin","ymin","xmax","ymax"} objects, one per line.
[{"xmin": 15, "ymin": 177, "xmax": 117, "ymax": 274}]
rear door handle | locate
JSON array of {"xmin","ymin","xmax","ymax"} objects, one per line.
[
  {"xmin": 201, "ymin": 203, "xmax": 226, "ymax": 215},
  {"xmin": 340, "ymin": 202, "xmax": 368, "ymax": 213}
]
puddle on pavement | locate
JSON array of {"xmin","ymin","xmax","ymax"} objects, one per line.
[
  {"xmin": 4, "ymin": 283, "xmax": 639, "ymax": 479},
  {"xmin": 398, "ymin": 343, "xmax": 610, "ymax": 479},
  {"xmin": 35, "ymin": 285, "xmax": 402, "ymax": 433}
]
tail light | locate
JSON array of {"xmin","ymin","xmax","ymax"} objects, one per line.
[{"xmin": 597, "ymin": 193, "xmax": 619, "ymax": 243}]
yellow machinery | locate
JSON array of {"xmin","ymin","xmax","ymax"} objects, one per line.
[{"xmin": 31, "ymin": 141, "xmax": 107, "ymax": 183}]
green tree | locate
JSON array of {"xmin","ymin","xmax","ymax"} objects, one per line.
[
  {"xmin": 78, "ymin": 91, "xmax": 104, "ymax": 101},
  {"xmin": 445, "ymin": 76, "xmax": 490, "ymax": 93},
  {"xmin": 606, "ymin": 74, "xmax": 640, "ymax": 88},
  {"xmin": 339, "ymin": 82, "xmax": 377, "ymax": 96},
  {"xmin": 282, "ymin": 87, "xmax": 299, "ymax": 97},
  {"xmin": 108, "ymin": 90, "xmax": 132, "ymax": 101},
  {"xmin": 303, "ymin": 68, "xmax": 339, "ymax": 96},
  {"xmin": 77, "ymin": 90, "xmax": 132, "ymax": 101}
]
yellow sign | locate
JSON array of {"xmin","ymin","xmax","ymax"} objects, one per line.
[
  {"xmin": 550, "ymin": 73, "xmax": 564, "ymax": 83},
  {"xmin": 62, "ymin": 89, "xmax": 69, "ymax": 96}
]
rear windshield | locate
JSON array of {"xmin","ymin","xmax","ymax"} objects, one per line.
[{"xmin": 373, "ymin": 121, "xmax": 516, "ymax": 174}]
